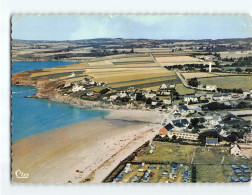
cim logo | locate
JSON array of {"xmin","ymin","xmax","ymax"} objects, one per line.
[{"xmin": 15, "ymin": 169, "xmax": 29, "ymax": 179}]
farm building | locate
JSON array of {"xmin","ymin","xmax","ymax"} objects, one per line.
[
  {"xmin": 230, "ymin": 144, "xmax": 241, "ymax": 156},
  {"xmin": 205, "ymin": 137, "xmax": 218, "ymax": 146}
]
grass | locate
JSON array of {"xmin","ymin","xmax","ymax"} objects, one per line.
[
  {"xmin": 193, "ymin": 147, "xmax": 251, "ymax": 165},
  {"xmin": 199, "ymin": 76, "xmax": 252, "ymax": 90},
  {"xmin": 196, "ymin": 165, "xmax": 227, "ymax": 183},
  {"xmin": 133, "ymin": 142, "xmax": 196, "ymax": 164},
  {"xmin": 175, "ymin": 84, "xmax": 195, "ymax": 95}
]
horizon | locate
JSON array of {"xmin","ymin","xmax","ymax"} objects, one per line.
[
  {"xmin": 12, "ymin": 36, "xmax": 252, "ymax": 42},
  {"xmin": 12, "ymin": 15, "xmax": 252, "ymax": 41}
]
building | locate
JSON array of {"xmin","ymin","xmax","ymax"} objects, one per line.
[
  {"xmin": 206, "ymin": 85, "xmax": 217, "ymax": 91},
  {"xmin": 158, "ymin": 123, "xmax": 174, "ymax": 137},
  {"xmin": 205, "ymin": 137, "xmax": 218, "ymax": 146},
  {"xmin": 110, "ymin": 95, "xmax": 118, "ymax": 101},
  {"xmin": 72, "ymin": 84, "xmax": 85, "ymax": 92},
  {"xmin": 184, "ymin": 96, "xmax": 198, "ymax": 103},
  {"xmin": 230, "ymin": 144, "xmax": 241, "ymax": 156},
  {"xmin": 160, "ymin": 83, "xmax": 168, "ymax": 90},
  {"xmin": 163, "ymin": 98, "xmax": 172, "ymax": 105},
  {"xmin": 86, "ymin": 91, "xmax": 94, "ymax": 96},
  {"xmin": 168, "ymin": 131, "xmax": 198, "ymax": 141}
]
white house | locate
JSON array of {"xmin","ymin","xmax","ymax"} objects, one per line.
[
  {"xmin": 184, "ymin": 96, "xmax": 198, "ymax": 103},
  {"xmin": 163, "ymin": 98, "xmax": 172, "ymax": 105},
  {"xmin": 110, "ymin": 95, "xmax": 118, "ymax": 101},
  {"xmin": 64, "ymin": 82, "xmax": 72, "ymax": 88},
  {"xmin": 86, "ymin": 91, "xmax": 94, "ymax": 96},
  {"xmin": 206, "ymin": 85, "xmax": 217, "ymax": 91},
  {"xmin": 72, "ymin": 84, "xmax": 85, "ymax": 92},
  {"xmin": 160, "ymin": 83, "xmax": 168, "ymax": 90},
  {"xmin": 168, "ymin": 131, "xmax": 198, "ymax": 141},
  {"xmin": 230, "ymin": 144, "xmax": 241, "ymax": 156},
  {"xmin": 119, "ymin": 91, "xmax": 127, "ymax": 98},
  {"xmin": 68, "ymin": 72, "xmax": 75, "ymax": 78}
]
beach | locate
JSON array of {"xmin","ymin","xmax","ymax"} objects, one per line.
[{"xmin": 12, "ymin": 110, "xmax": 162, "ymax": 183}]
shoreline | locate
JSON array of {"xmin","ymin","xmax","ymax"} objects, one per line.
[
  {"xmin": 11, "ymin": 117, "xmax": 161, "ymax": 183},
  {"xmin": 11, "ymin": 68, "xmax": 163, "ymax": 183}
]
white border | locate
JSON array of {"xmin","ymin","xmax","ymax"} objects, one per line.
[{"xmin": 1, "ymin": 0, "xmax": 252, "ymax": 194}]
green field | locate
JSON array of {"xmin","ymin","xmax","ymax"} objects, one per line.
[
  {"xmin": 196, "ymin": 165, "xmax": 232, "ymax": 183},
  {"xmin": 193, "ymin": 147, "xmax": 251, "ymax": 165},
  {"xmin": 175, "ymin": 84, "xmax": 195, "ymax": 95},
  {"xmin": 133, "ymin": 142, "xmax": 196, "ymax": 164},
  {"xmin": 199, "ymin": 76, "xmax": 252, "ymax": 90}
]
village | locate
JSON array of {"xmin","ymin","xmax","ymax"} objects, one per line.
[{"xmin": 64, "ymin": 65, "xmax": 252, "ymax": 183}]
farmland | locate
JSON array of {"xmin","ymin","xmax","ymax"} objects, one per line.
[
  {"xmin": 83, "ymin": 55, "xmax": 181, "ymax": 90},
  {"xmin": 153, "ymin": 55, "xmax": 208, "ymax": 66},
  {"xmin": 181, "ymin": 72, "xmax": 218, "ymax": 80},
  {"xmin": 199, "ymin": 76, "xmax": 252, "ymax": 90}
]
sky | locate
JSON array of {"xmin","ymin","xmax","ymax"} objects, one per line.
[{"xmin": 12, "ymin": 15, "xmax": 252, "ymax": 40}]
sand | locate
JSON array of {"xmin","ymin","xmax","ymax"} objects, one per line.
[{"xmin": 12, "ymin": 110, "xmax": 162, "ymax": 183}]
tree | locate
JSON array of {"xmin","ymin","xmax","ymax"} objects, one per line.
[
  {"xmin": 136, "ymin": 93, "xmax": 146, "ymax": 102},
  {"xmin": 172, "ymin": 135, "xmax": 177, "ymax": 140},
  {"xmin": 130, "ymin": 48, "xmax": 134, "ymax": 53},
  {"xmin": 235, "ymin": 68, "xmax": 242, "ymax": 73},
  {"xmin": 188, "ymin": 78, "xmax": 200, "ymax": 87},
  {"xmin": 146, "ymin": 98, "xmax": 152, "ymax": 105},
  {"xmin": 191, "ymin": 118, "xmax": 199, "ymax": 127},
  {"xmin": 225, "ymin": 134, "xmax": 237, "ymax": 143}
]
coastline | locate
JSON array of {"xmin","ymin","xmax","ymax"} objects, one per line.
[
  {"xmin": 12, "ymin": 116, "xmax": 161, "ymax": 183},
  {"xmin": 11, "ymin": 68, "xmax": 163, "ymax": 183}
]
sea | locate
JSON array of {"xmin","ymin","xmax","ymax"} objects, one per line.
[{"xmin": 11, "ymin": 61, "xmax": 109, "ymax": 142}]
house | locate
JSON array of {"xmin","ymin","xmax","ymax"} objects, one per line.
[
  {"xmin": 110, "ymin": 95, "xmax": 118, "ymax": 101},
  {"xmin": 169, "ymin": 84, "xmax": 176, "ymax": 88},
  {"xmin": 206, "ymin": 85, "xmax": 217, "ymax": 91},
  {"xmin": 68, "ymin": 72, "xmax": 75, "ymax": 78},
  {"xmin": 205, "ymin": 137, "xmax": 218, "ymax": 146},
  {"xmin": 230, "ymin": 144, "xmax": 241, "ymax": 156},
  {"xmin": 129, "ymin": 93, "xmax": 137, "ymax": 101},
  {"xmin": 160, "ymin": 83, "xmax": 168, "ymax": 90},
  {"xmin": 168, "ymin": 131, "xmax": 198, "ymax": 141},
  {"xmin": 159, "ymin": 127, "xmax": 168, "ymax": 137},
  {"xmin": 212, "ymin": 93, "xmax": 232, "ymax": 101},
  {"xmin": 172, "ymin": 119, "xmax": 189, "ymax": 128},
  {"xmin": 243, "ymin": 133, "xmax": 252, "ymax": 142},
  {"xmin": 72, "ymin": 84, "xmax": 85, "ymax": 92},
  {"xmin": 173, "ymin": 112, "xmax": 182, "ymax": 118},
  {"xmin": 184, "ymin": 96, "xmax": 198, "ymax": 103},
  {"xmin": 119, "ymin": 91, "xmax": 127, "ymax": 98},
  {"xmin": 163, "ymin": 98, "xmax": 172, "ymax": 105},
  {"xmin": 64, "ymin": 82, "xmax": 72, "ymax": 88},
  {"xmin": 86, "ymin": 91, "xmax": 94, "ymax": 96}
]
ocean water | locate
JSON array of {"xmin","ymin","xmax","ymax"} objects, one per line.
[
  {"xmin": 12, "ymin": 61, "xmax": 77, "ymax": 74},
  {"xmin": 11, "ymin": 61, "xmax": 109, "ymax": 142}
]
